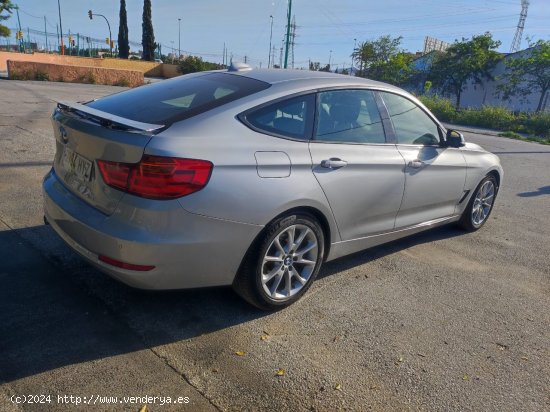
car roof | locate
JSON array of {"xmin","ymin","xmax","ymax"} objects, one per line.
[{"xmin": 224, "ymin": 68, "xmax": 402, "ymax": 92}]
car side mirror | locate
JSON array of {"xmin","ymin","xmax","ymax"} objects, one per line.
[{"xmin": 446, "ymin": 129, "xmax": 466, "ymax": 148}]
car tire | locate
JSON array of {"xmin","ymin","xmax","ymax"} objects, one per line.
[
  {"xmin": 233, "ymin": 213, "xmax": 325, "ymax": 310},
  {"xmin": 458, "ymin": 174, "xmax": 498, "ymax": 232}
]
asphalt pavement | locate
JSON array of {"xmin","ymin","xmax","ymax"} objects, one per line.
[{"xmin": 0, "ymin": 80, "xmax": 549, "ymax": 411}]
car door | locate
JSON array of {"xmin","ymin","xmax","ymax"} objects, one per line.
[
  {"xmin": 308, "ymin": 89, "xmax": 406, "ymax": 241},
  {"xmin": 379, "ymin": 91, "xmax": 467, "ymax": 229}
]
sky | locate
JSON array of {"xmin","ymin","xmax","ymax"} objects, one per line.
[{"xmin": 7, "ymin": 0, "xmax": 550, "ymax": 69}]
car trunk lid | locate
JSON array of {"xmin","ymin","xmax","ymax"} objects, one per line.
[{"xmin": 51, "ymin": 101, "xmax": 164, "ymax": 215}]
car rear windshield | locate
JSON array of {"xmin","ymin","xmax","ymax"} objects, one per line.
[{"xmin": 87, "ymin": 72, "xmax": 270, "ymax": 126}]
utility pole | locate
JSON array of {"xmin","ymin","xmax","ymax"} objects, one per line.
[
  {"xmin": 283, "ymin": 0, "xmax": 292, "ymax": 68},
  {"xmin": 290, "ymin": 15, "xmax": 296, "ymax": 69},
  {"xmin": 44, "ymin": 16, "xmax": 48, "ymax": 52},
  {"xmin": 57, "ymin": 0, "xmax": 64, "ymax": 55},
  {"xmin": 56, "ymin": 23, "xmax": 59, "ymax": 53},
  {"xmin": 178, "ymin": 18, "xmax": 181, "ymax": 58},
  {"xmin": 14, "ymin": 5, "xmax": 23, "ymax": 52},
  {"xmin": 328, "ymin": 50, "xmax": 332, "ymax": 68},
  {"xmin": 268, "ymin": 15, "xmax": 274, "ymax": 68}
]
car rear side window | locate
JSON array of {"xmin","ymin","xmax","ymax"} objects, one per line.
[
  {"xmin": 315, "ymin": 89, "xmax": 385, "ymax": 144},
  {"xmin": 86, "ymin": 73, "xmax": 270, "ymax": 126},
  {"xmin": 242, "ymin": 94, "xmax": 315, "ymax": 140}
]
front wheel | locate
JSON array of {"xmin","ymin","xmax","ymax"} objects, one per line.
[
  {"xmin": 233, "ymin": 213, "xmax": 325, "ymax": 310},
  {"xmin": 458, "ymin": 175, "xmax": 498, "ymax": 231}
]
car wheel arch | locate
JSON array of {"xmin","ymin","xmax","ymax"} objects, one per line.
[{"xmin": 235, "ymin": 205, "xmax": 333, "ymax": 283}]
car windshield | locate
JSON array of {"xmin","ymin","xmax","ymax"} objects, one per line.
[{"xmin": 87, "ymin": 72, "xmax": 270, "ymax": 125}]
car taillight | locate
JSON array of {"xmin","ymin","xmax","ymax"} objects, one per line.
[{"xmin": 97, "ymin": 155, "xmax": 213, "ymax": 200}]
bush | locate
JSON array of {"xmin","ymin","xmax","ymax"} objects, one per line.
[
  {"xmin": 418, "ymin": 95, "xmax": 457, "ymax": 122},
  {"xmin": 455, "ymin": 105, "xmax": 515, "ymax": 130},
  {"xmin": 177, "ymin": 55, "xmax": 223, "ymax": 74},
  {"xmin": 524, "ymin": 112, "xmax": 550, "ymax": 138},
  {"xmin": 419, "ymin": 95, "xmax": 550, "ymax": 139},
  {"xmin": 34, "ymin": 71, "xmax": 49, "ymax": 81}
]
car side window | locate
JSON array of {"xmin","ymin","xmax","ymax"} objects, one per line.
[
  {"xmin": 245, "ymin": 94, "xmax": 314, "ymax": 140},
  {"xmin": 381, "ymin": 92, "xmax": 440, "ymax": 145},
  {"xmin": 314, "ymin": 89, "xmax": 385, "ymax": 144}
]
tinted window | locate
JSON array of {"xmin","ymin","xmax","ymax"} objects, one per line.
[
  {"xmin": 87, "ymin": 73, "xmax": 270, "ymax": 125},
  {"xmin": 381, "ymin": 92, "xmax": 440, "ymax": 145},
  {"xmin": 244, "ymin": 94, "xmax": 314, "ymax": 140},
  {"xmin": 315, "ymin": 90, "xmax": 385, "ymax": 144}
]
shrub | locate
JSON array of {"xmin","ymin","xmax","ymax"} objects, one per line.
[
  {"xmin": 113, "ymin": 78, "xmax": 130, "ymax": 87},
  {"xmin": 525, "ymin": 111, "xmax": 550, "ymax": 138},
  {"xmin": 418, "ymin": 95, "xmax": 549, "ymax": 139},
  {"xmin": 418, "ymin": 95, "xmax": 457, "ymax": 122},
  {"xmin": 34, "ymin": 71, "xmax": 49, "ymax": 81}
]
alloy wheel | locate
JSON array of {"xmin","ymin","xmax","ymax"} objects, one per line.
[{"xmin": 260, "ymin": 224, "xmax": 319, "ymax": 300}]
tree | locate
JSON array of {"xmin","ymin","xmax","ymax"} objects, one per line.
[
  {"xmin": 351, "ymin": 35, "xmax": 403, "ymax": 77},
  {"xmin": 429, "ymin": 33, "xmax": 501, "ymax": 109},
  {"xmin": 0, "ymin": 0, "xmax": 13, "ymax": 38},
  {"xmin": 177, "ymin": 55, "xmax": 222, "ymax": 74},
  {"xmin": 498, "ymin": 40, "xmax": 550, "ymax": 112},
  {"xmin": 118, "ymin": 0, "xmax": 129, "ymax": 59},
  {"xmin": 141, "ymin": 0, "xmax": 155, "ymax": 61},
  {"xmin": 368, "ymin": 52, "xmax": 415, "ymax": 86}
]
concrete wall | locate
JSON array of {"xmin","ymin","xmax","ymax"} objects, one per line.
[
  {"xmin": 0, "ymin": 51, "xmax": 163, "ymax": 76},
  {"xmin": 7, "ymin": 60, "xmax": 144, "ymax": 87},
  {"xmin": 459, "ymin": 50, "xmax": 549, "ymax": 112},
  {"xmin": 161, "ymin": 64, "xmax": 180, "ymax": 78}
]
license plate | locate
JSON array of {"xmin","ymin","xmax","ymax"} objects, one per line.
[{"xmin": 61, "ymin": 147, "xmax": 93, "ymax": 181}]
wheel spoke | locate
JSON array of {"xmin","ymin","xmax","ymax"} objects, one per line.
[
  {"xmin": 294, "ymin": 228, "xmax": 311, "ymax": 251},
  {"xmin": 264, "ymin": 255, "xmax": 283, "ymax": 262},
  {"xmin": 286, "ymin": 226, "xmax": 295, "ymax": 252},
  {"xmin": 263, "ymin": 263, "xmax": 283, "ymax": 282},
  {"xmin": 294, "ymin": 257, "xmax": 316, "ymax": 266},
  {"xmin": 295, "ymin": 242, "xmax": 316, "ymax": 256},
  {"xmin": 290, "ymin": 267, "xmax": 307, "ymax": 285},
  {"xmin": 284, "ymin": 269, "xmax": 292, "ymax": 296},
  {"xmin": 270, "ymin": 271, "xmax": 284, "ymax": 296},
  {"xmin": 273, "ymin": 236, "xmax": 285, "ymax": 254}
]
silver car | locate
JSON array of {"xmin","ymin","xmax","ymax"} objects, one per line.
[{"xmin": 43, "ymin": 66, "xmax": 503, "ymax": 310}]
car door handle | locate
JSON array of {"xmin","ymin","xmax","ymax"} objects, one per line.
[
  {"xmin": 408, "ymin": 160, "xmax": 425, "ymax": 169},
  {"xmin": 321, "ymin": 158, "xmax": 348, "ymax": 169}
]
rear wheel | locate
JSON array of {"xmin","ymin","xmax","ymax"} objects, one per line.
[
  {"xmin": 458, "ymin": 175, "xmax": 498, "ymax": 231},
  {"xmin": 233, "ymin": 213, "xmax": 325, "ymax": 310}
]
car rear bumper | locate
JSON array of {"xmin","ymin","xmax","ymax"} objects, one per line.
[{"xmin": 42, "ymin": 169, "xmax": 262, "ymax": 290}]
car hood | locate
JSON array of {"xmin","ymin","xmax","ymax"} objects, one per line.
[{"xmin": 463, "ymin": 141, "xmax": 487, "ymax": 153}]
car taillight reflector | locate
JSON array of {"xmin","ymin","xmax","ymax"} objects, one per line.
[
  {"xmin": 97, "ymin": 155, "xmax": 213, "ymax": 200},
  {"xmin": 99, "ymin": 255, "xmax": 155, "ymax": 271}
]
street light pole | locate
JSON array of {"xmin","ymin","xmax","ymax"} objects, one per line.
[
  {"xmin": 328, "ymin": 50, "xmax": 333, "ymax": 68},
  {"xmin": 268, "ymin": 15, "xmax": 273, "ymax": 68},
  {"xmin": 178, "ymin": 18, "xmax": 181, "ymax": 58}
]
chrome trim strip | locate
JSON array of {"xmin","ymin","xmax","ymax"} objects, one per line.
[{"xmin": 338, "ymin": 215, "xmax": 458, "ymax": 245}]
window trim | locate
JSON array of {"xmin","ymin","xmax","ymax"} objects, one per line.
[
  {"xmin": 238, "ymin": 91, "xmax": 316, "ymax": 142},
  {"xmin": 310, "ymin": 88, "xmax": 391, "ymax": 146},
  {"xmin": 378, "ymin": 90, "xmax": 445, "ymax": 147}
]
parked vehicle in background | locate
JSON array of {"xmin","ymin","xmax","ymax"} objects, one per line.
[{"xmin": 43, "ymin": 65, "xmax": 502, "ymax": 310}]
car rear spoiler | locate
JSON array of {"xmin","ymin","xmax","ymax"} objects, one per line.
[{"xmin": 56, "ymin": 101, "xmax": 165, "ymax": 134}]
